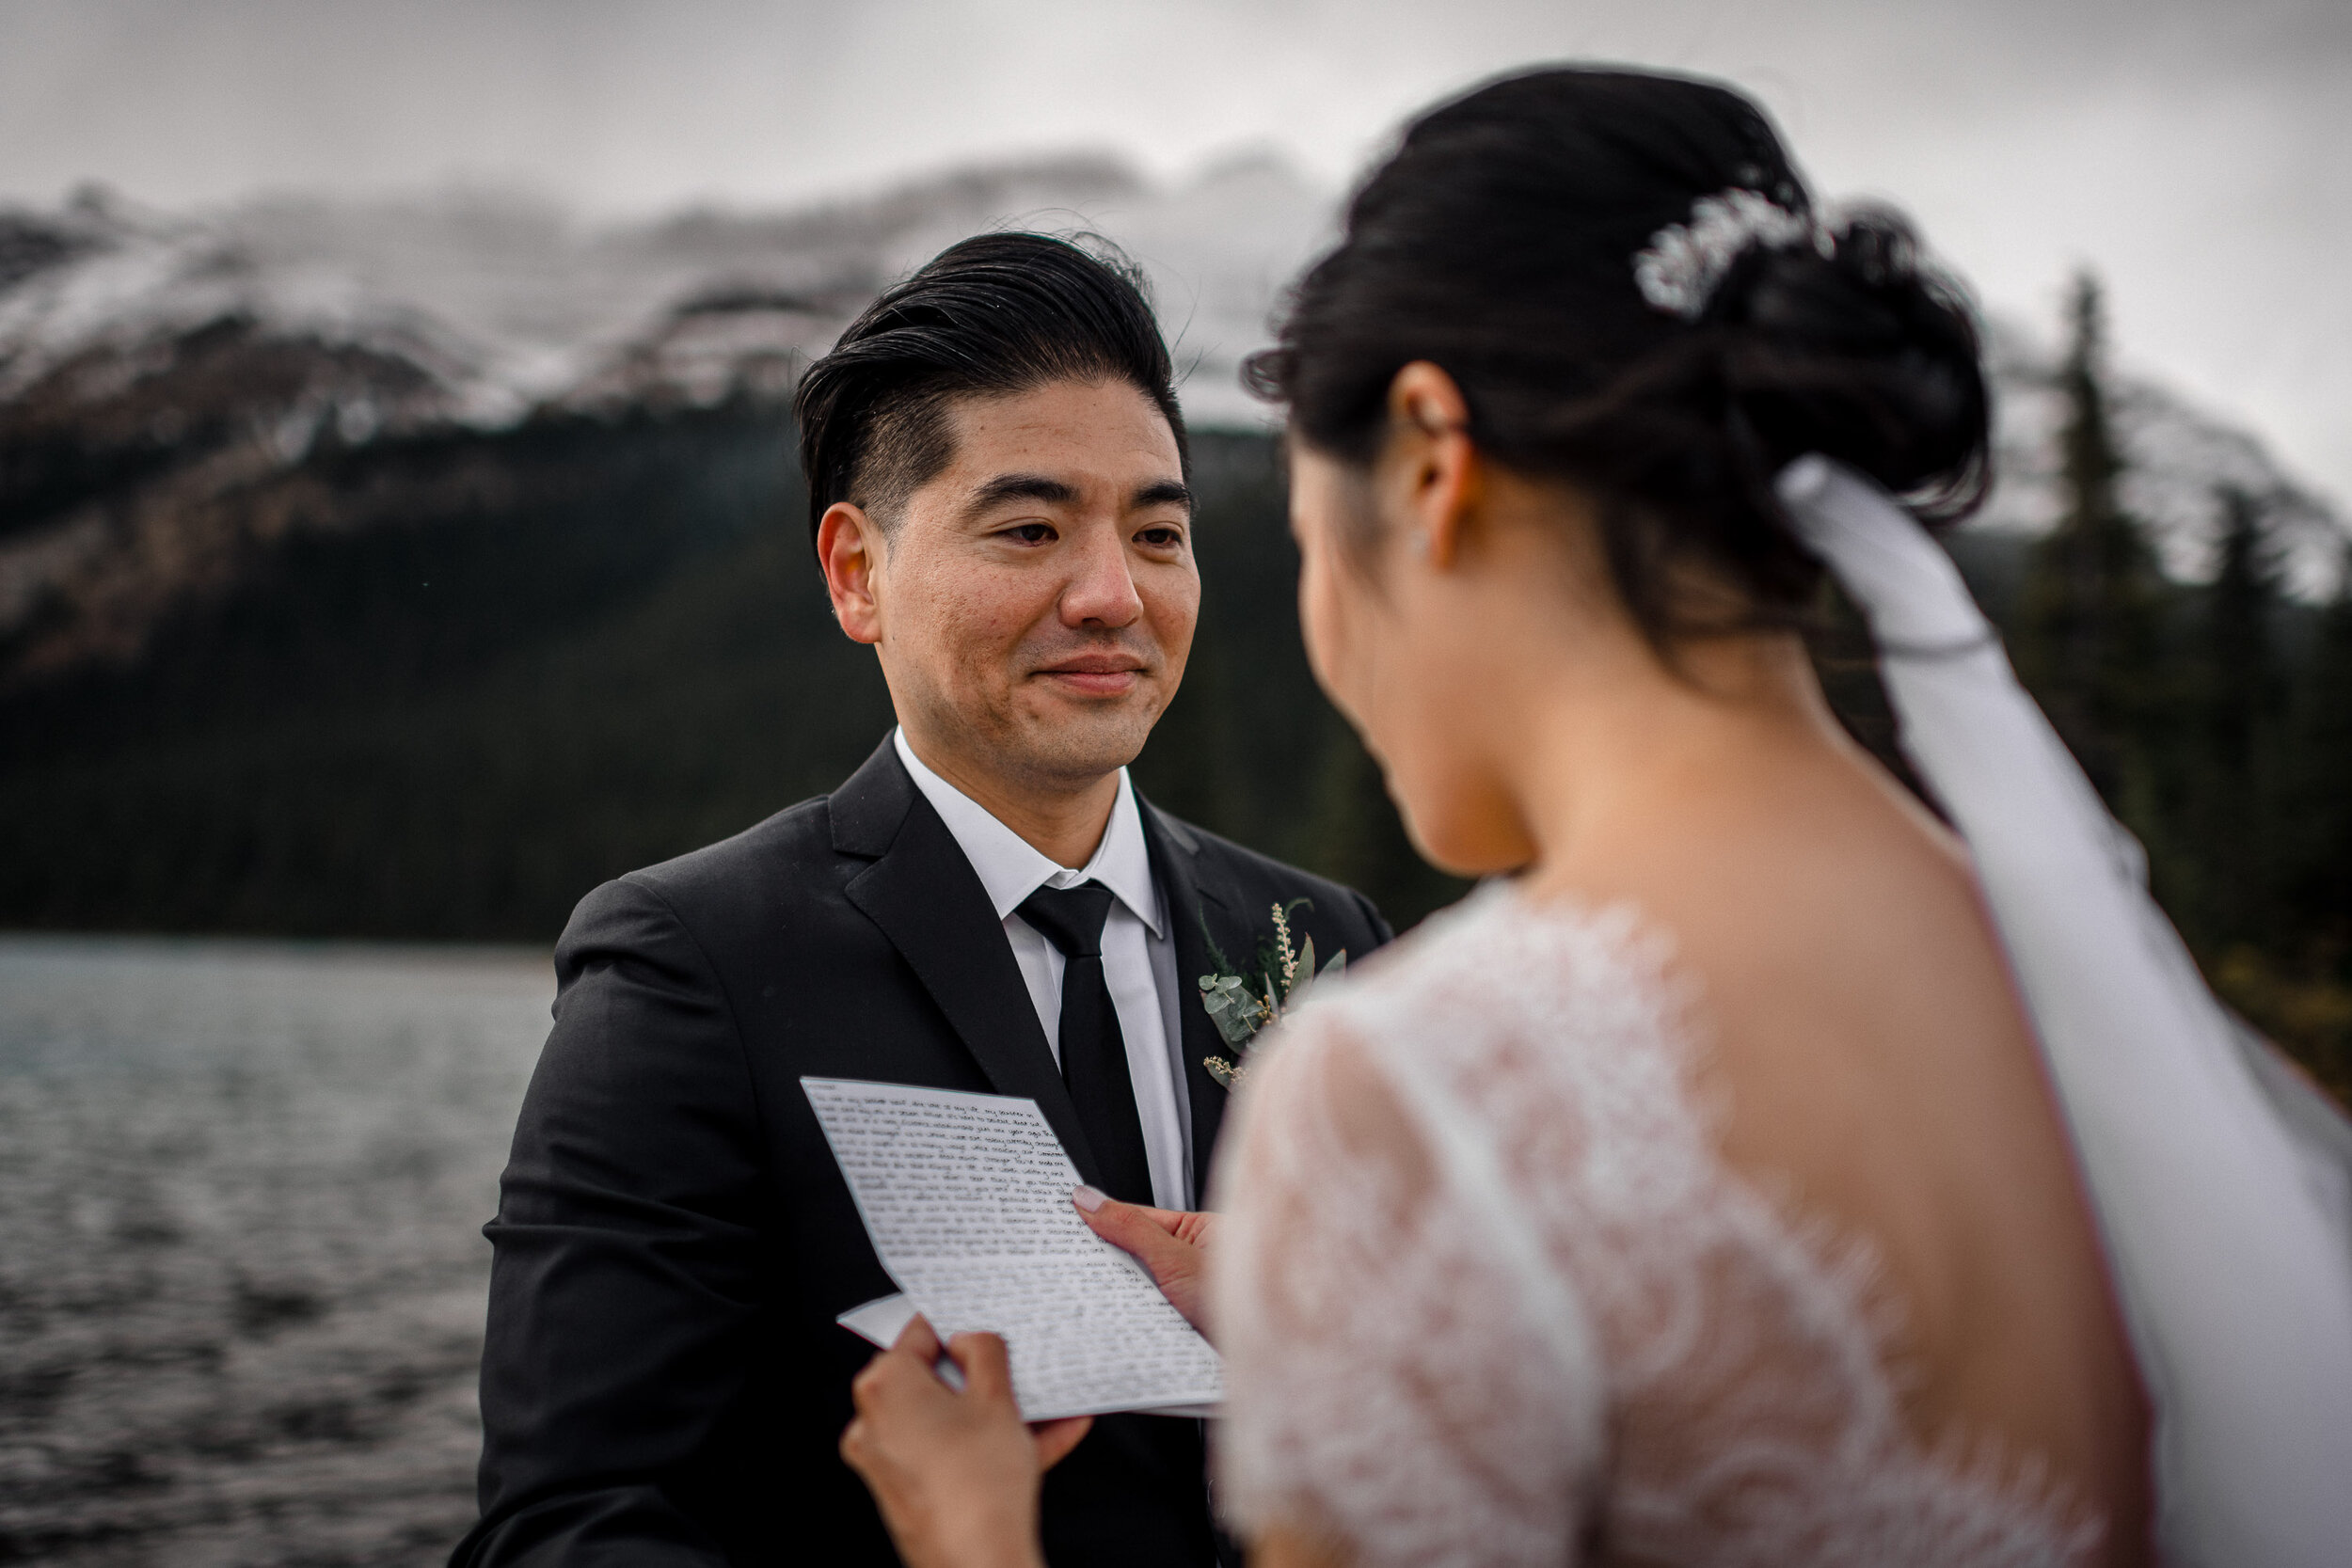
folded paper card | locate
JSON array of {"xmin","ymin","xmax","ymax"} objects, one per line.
[{"xmin": 804, "ymin": 1077, "xmax": 1223, "ymax": 1421}]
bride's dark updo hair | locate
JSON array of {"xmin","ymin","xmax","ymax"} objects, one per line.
[{"xmin": 1246, "ymin": 66, "xmax": 1990, "ymax": 646}]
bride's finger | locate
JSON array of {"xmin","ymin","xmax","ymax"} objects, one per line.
[
  {"xmin": 1073, "ymin": 1187, "xmax": 1210, "ymax": 1334},
  {"xmin": 1101, "ymin": 1195, "xmax": 1190, "ymax": 1235},
  {"xmin": 946, "ymin": 1331, "xmax": 1017, "ymax": 1403},
  {"xmin": 1074, "ymin": 1188, "xmax": 1197, "ymax": 1264},
  {"xmin": 888, "ymin": 1312, "xmax": 943, "ymax": 1362},
  {"xmin": 1073, "ymin": 1190, "xmax": 1216, "ymax": 1248}
]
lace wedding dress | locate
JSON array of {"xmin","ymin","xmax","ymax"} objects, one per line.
[{"xmin": 1210, "ymin": 886, "xmax": 2101, "ymax": 1568}]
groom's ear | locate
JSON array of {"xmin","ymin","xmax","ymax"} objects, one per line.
[{"xmin": 818, "ymin": 501, "xmax": 887, "ymax": 645}]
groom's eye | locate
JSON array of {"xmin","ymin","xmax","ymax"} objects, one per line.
[
  {"xmin": 1136, "ymin": 525, "xmax": 1184, "ymax": 549},
  {"xmin": 1002, "ymin": 522, "xmax": 1057, "ymax": 546}
]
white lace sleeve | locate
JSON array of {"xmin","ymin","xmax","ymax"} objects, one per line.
[{"xmin": 1208, "ymin": 1003, "xmax": 1607, "ymax": 1568}]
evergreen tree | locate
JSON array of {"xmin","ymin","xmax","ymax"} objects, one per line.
[
  {"xmin": 2283, "ymin": 545, "xmax": 2352, "ymax": 977},
  {"xmin": 2014, "ymin": 274, "xmax": 2165, "ymax": 808},
  {"xmin": 2189, "ymin": 486, "xmax": 2287, "ymax": 948}
]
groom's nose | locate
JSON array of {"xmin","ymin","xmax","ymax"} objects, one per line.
[{"xmin": 1057, "ymin": 520, "xmax": 1145, "ymax": 629}]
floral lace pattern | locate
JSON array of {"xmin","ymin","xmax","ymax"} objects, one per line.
[{"xmin": 1210, "ymin": 886, "xmax": 2101, "ymax": 1568}]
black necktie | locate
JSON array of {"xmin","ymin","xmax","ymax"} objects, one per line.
[{"xmin": 1016, "ymin": 881, "xmax": 1155, "ymax": 1206}]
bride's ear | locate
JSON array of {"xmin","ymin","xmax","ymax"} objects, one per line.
[{"xmin": 1385, "ymin": 361, "xmax": 1478, "ymax": 568}]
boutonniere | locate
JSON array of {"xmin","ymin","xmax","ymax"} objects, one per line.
[{"xmin": 1198, "ymin": 898, "xmax": 1346, "ymax": 1089}]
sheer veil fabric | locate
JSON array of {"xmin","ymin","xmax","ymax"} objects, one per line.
[{"xmin": 1776, "ymin": 456, "xmax": 2352, "ymax": 1568}]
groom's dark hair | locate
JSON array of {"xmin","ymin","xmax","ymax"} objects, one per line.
[{"xmin": 793, "ymin": 231, "xmax": 1187, "ymax": 554}]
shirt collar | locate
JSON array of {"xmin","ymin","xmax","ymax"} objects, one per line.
[{"xmin": 892, "ymin": 727, "xmax": 1162, "ymax": 937}]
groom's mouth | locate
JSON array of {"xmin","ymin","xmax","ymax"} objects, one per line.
[{"xmin": 1033, "ymin": 653, "xmax": 1148, "ymax": 698}]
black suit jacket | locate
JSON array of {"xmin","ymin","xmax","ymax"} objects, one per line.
[{"xmin": 453, "ymin": 738, "xmax": 1391, "ymax": 1567}]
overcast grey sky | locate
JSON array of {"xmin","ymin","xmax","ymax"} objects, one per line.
[{"xmin": 4, "ymin": 0, "xmax": 2347, "ymax": 504}]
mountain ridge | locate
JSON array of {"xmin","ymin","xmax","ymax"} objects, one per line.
[{"xmin": 1, "ymin": 154, "xmax": 2343, "ymax": 688}]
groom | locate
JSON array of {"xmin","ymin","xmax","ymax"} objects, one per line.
[{"xmin": 453, "ymin": 232, "xmax": 1391, "ymax": 1568}]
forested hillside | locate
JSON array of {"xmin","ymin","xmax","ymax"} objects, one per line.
[
  {"xmin": 2000, "ymin": 283, "xmax": 2352, "ymax": 1100},
  {"xmin": 0, "ymin": 423, "xmax": 1463, "ymax": 941}
]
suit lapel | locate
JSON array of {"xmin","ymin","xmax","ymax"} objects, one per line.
[
  {"xmin": 833, "ymin": 741, "xmax": 1104, "ymax": 1186},
  {"xmin": 1141, "ymin": 800, "xmax": 1232, "ymax": 1199}
]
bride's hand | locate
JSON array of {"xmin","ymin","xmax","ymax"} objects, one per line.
[
  {"xmin": 839, "ymin": 1315, "xmax": 1093, "ymax": 1568},
  {"xmin": 1073, "ymin": 1185, "xmax": 1216, "ymax": 1338}
]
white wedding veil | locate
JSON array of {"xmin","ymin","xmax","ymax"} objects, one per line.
[{"xmin": 1777, "ymin": 455, "xmax": 2352, "ymax": 1568}]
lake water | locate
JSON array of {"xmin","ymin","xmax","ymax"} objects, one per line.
[{"xmin": 0, "ymin": 937, "xmax": 552, "ymax": 1566}]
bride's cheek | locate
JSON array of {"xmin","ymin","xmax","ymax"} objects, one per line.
[{"xmin": 1301, "ymin": 552, "xmax": 1377, "ymax": 729}]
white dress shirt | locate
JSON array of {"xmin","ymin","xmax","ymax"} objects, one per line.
[{"xmin": 892, "ymin": 728, "xmax": 1195, "ymax": 1210}]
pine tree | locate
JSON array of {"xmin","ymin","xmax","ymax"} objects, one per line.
[
  {"xmin": 2191, "ymin": 486, "xmax": 2287, "ymax": 948},
  {"xmin": 2284, "ymin": 545, "xmax": 2352, "ymax": 975},
  {"xmin": 2014, "ymin": 273, "xmax": 2165, "ymax": 809}
]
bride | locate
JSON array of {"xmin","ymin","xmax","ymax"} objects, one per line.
[{"xmin": 834, "ymin": 67, "xmax": 2352, "ymax": 1568}]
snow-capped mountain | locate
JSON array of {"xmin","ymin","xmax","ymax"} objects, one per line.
[
  {"xmin": 0, "ymin": 150, "xmax": 1318, "ymax": 435},
  {"xmin": 0, "ymin": 153, "xmax": 2341, "ymax": 684}
]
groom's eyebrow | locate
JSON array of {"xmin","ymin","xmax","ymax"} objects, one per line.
[
  {"xmin": 965, "ymin": 473, "xmax": 1079, "ymax": 515},
  {"xmin": 961, "ymin": 474, "xmax": 1192, "ymax": 517}
]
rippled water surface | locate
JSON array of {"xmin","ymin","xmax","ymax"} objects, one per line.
[{"xmin": 0, "ymin": 937, "xmax": 550, "ymax": 1565}]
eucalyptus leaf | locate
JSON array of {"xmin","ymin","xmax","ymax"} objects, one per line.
[{"xmin": 1202, "ymin": 990, "xmax": 1248, "ymax": 1034}]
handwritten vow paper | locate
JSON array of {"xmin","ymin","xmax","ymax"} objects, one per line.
[{"xmin": 803, "ymin": 1077, "xmax": 1223, "ymax": 1421}]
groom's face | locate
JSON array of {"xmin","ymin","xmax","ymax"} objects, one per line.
[{"xmin": 826, "ymin": 376, "xmax": 1199, "ymax": 795}]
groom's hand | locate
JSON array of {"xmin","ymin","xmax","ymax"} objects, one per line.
[
  {"xmin": 1073, "ymin": 1186, "xmax": 1216, "ymax": 1338},
  {"xmin": 840, "ymin": 1315, "xmax": 1091, "ymax": 1568}
]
